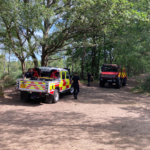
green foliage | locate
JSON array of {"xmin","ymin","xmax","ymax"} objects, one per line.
[
  {"xmin": 0, "ymin": 0, "xmax": 150, "ymax": 81},
  {"xmin": 132, "ymin": 75, "xmax": 150, "ymax": 93},
  {"xmin": 3, "ymin": 75, "xmax": 16, "ymax": 86}
]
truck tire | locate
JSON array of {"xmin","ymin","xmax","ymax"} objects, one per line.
[
  {"xmin": 69, "ymin": 87, "xmax": 74, "ymax": 94},
  {"xmin": 122, "ymin": 78, "xmax": 127, "ymax": 86},
  {"xmin": 52, "ymin": 89, "xmax": 59, "ymax": 103},
  {"xmin": 116, "ymin": 79, "xmax": 121, "ymax": 89},
  {"xmin": 20, "ymin": 92, "xmax": 30, "ymax": 101},
  {"xmin": 100, "ymin": 81, "xmax": 104, "ymax": 87}
]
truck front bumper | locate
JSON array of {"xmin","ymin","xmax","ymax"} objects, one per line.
[{"xmin": 100, "ymin": 78, "xmax": 117, "ymax": 83}]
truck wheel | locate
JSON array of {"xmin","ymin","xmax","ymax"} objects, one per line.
[
  {"xmin": 100, "ymin": 82, "xmax": 104, "ymax": 87},
  {"xmin": 69, "ymin": 87, "xmax": 74, "ymax": 94},
  {"xmin": 20, "ymin": 92, "xmax": 30, "ymax": 101},
  {"xmin": 122, "ymin": 78, "xmax": 127, "ymax": 86},
  {"xmin": 52, "ymin": 89, "xmax": 59, "ymax": 103},
  {"xmin": 116, "ymin": 79, "xmax": 121, "ymax": 89}
]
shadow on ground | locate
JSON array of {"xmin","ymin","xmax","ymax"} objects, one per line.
[{"xmin": 0, "ymin": 108, "xmax": 150, "ymax": 150}]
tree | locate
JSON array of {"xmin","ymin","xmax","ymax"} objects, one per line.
[{"xmin": 0, "ymin": 0, "xmax": 40, "ymax": 74}]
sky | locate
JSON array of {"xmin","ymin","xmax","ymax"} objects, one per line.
[
  {"xmin": 0, "ymin": 30, "xmax": 43, "ymax": 62},
  {"xmin": 0, "ymin": 20, "xmax": 60, "ymax": 62}
]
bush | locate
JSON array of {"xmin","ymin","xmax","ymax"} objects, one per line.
[
  {"xmin": 132, "ymin": 75, "xmax": 150, "ymax": 93},
  {"xmin": 140, "ymin": 75, "xmax": 150, "ymax": 92},
  {"xmin": 3, "ymin": 75, "xmax": 16, "ymax": 86},
  {"xmin": 3, "ymin": 72, "xmax": 22, "ymax": 87},
  {"xmin": 0, "ymin": 73, "xmax": 8, "ymax": 80}
]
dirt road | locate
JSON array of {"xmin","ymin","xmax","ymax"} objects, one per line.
[{"xmin": 0, "ymin": 77, "xmax": 150, "ymax": 150}]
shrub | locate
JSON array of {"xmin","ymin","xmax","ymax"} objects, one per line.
[
  {"xmin": 140, "ymin": 75, "xmax": 150, "ymax": 92},
  {"xmin": 3, "ymin": 75, "xmax": 16, "ymax": 86},
  {"xmin": 132, "ymin": 75, "xmax": 150, "ymax": 93}
]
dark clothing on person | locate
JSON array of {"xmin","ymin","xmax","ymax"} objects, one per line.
[
  {"xmin": 87, "ymin": 73, "xmax": 92, "ymax": 80},
  {"xmin": 73, "ymin": 84, "xmax": 79, "ymax": 99},
  {"xmin": 72, "ymin": 76, "xmax": 80, "ymax": 85},
  {"xmin": 72, "ymin": 75, "xmax": 80, "ymax": 99},
  {"xmin": 25, "ymin": 72, "xmax": 32, "ymax": 78},
  {"xmin": 87, "ymin": 73, "xmax": 92, "ymax": 86}
]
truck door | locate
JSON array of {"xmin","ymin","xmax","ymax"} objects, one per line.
[
  {"xmin": 61, "ymin": 71, "xmax": 66, "ymax": 90},
  {"xmin": 66, "ymin": 71, "xmax": 70, "ymax": 89}
]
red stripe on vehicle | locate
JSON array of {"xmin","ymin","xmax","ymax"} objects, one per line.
[
  {"xmin": 63, "ymin": 80, "xmax": 66, "ymax": 86},
  {"xmin": 50, "ymin": 91, "xmax": 54, "ymax": 94},
  {"xmin": 38, "ymin": 82, "xmax": 43, "ymax": 84},
  {"xmin": 55, "ymin": 83, "xmax": 59, "ymax": 87}
]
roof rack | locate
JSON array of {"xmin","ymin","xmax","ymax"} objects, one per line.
[{"xmin": 39, "ymin": 67, "xmax": 69, "ymax": 72}]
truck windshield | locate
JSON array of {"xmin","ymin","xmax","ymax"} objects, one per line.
[{"xmin": 103, "ymin": 66, "xmax": 118, "ymax": 72}]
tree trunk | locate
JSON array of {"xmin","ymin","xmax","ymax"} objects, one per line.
[
  {"xmin": 41, "ymin": 40, "xmax": 50, "ymax": 67},
  {"xmin": 110, "ymin": 49, "xmax": 112, "ymax": 64},
  {"xmin": 0, "ymin": 85, "xmax": 4, "ymax": 96},
  {"xmin": 127, "ymin": 62, "xmax": 130, "ymax": 77},
  {"xmin": 72, "ymin": 55, "xmax": 73, "ymax": 75},
  {"xmin": 31, "ymin": 53, "xmax": 38, "ymax": 68},
  {"xmin": 96, "ymin": 47, "xmax": 101, "ymax": 78},
  {"xmin": 41, "ymin": 46, "xmax": 49, "ymax": 66},
  {"xmin": 81, "ymin": 34, "xmax": 86, "ymax": 79},
  {"xmin": 91, "ymin": 36, "xmax": 96, "ymax": 77},
  {"xmin": 86, "ymin": 60, "xmax": 89, "ymax": 74},
  {"xmin": 3, "ymin": 52, "xmax": 6, "ymax": 75},
  {"xmin": 41, "ymin": 55, "xmax": 48, "ymax": 67},
  {"xmin": 104, "ymin": 33, "xmax": 106, "ymax": 63},
  {"xmin": 8, "ymin": 49, "xmax": 10, "ymax": 75},
  {"xmin": 81, "ymin": 54, "xmax": 84, "ymax": 79},
  {"xmin": 21, "ymin": 60, "xmax": 26, "ymax": 75}
]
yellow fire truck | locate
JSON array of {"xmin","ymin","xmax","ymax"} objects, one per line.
[{"xmin": 16, "ymin": 67, "xmax": 74, "ymax": 103}]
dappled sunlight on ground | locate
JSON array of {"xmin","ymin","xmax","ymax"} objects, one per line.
[{"xmin": 0, "ymin": 77, "xmax": 150, "ymax": 150}]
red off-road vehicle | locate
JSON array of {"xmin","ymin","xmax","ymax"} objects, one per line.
[{"xmin": 99, "ymin": 64, "xmax": 127, "ymax": 88}]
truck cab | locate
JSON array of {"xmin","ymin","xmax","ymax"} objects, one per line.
[{"xmin": 100, "ymin": 64, "xmax": 127, "ymax": 88}]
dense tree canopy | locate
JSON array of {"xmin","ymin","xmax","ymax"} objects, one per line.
[{"xmin": 0, "ymin": 0, "xmax": 149, "ymax": 78}]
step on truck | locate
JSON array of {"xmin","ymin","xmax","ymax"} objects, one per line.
[
  {"xmin": 16, "ymin": 67, "xmax": 74, "ymax": 103},
  {"xmin": 99, "ymin": 64, "xmax": 127, "ymax": 88}
]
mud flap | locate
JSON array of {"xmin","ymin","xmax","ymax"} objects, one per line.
[{"xmin": 45, "ymin": 94, "xmax": 53, "ymax": 104}]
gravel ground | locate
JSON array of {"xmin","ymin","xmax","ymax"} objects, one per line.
[{"xmin": 0, "ymin": 76, "xmax": 150, "ymax": 150}]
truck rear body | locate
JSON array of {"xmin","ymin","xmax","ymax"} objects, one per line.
[{"xmin": 19, "ymin": 80, "xmax": 46, "ymax": 92}]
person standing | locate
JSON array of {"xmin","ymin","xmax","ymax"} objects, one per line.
[
  {"xmin": 72, "ymin": 72, "xmax": 80, "ymax": 99},
  {"xmin": 87, "ymin": 72, "xmax": 93, "ymax": 86},
  {"xmin": 25, "ymin": 68, "xmax": 32, "ymax": 79}
]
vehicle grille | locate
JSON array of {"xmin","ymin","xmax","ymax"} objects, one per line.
[{"xmin": 101, "ymin": 75, "xmax": 116, "ymax": 78}]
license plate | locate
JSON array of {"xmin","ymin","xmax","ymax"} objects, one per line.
[
  {"xmin": 20, "ymin": 84, "xmax": 26, "ymax": 88},
  {"xmin": 107, "ymin": 80, "xmax": 112, "ymax": 82}
]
